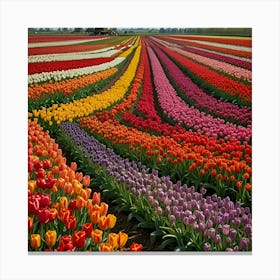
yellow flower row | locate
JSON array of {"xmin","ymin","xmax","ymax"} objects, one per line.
[
  {"xmin": 31, "ymin": 44, "xmax": 142, "ymax": 125},
  {"xmin": 118, "ymin": 36, "xmax": 140, "ymax": 58}
]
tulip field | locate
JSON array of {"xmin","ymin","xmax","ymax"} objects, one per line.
[{"xmin": 28, "ymin": 32, "xmax": 252, "ymax": 252}]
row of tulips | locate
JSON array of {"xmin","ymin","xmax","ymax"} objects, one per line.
[
  {"xmin": 28, "ymin": 38, "xmax": 109, "ymax": 48},
  {"xmin": 159, "ymin": 36, "xmax": 252, "ymax": 59},
  {"xmin": 28, "ymin": 43, "xmax": 114, "ymax": 56},
  {"xmin": 178, "ymin": 44, "xmax": 252, "ymax": 70},
  {"xmin": 147, "ymin": 44, "xmax": 251, "ymax": 142},
  {"xmin": 28, "ymin": 119, "xmax": 143, "ymax": 252},
  {"xmin": 169, "ymin": 35, "xmax": 252, "ymax": 47},
  {"xmin": 28, "ymin": 35, "xmax": 109, "ymax": 43},
  {"xmin": 59, "ymin": 122, "xmax": 252, "ymax": 251},
  {"xmin": 28, "ymin": 67, "xmax": 118, "ymax": 100},
  {"xmin": 171, "ymin": 38, "xmax": 251, "ymax": 52},
  {"xmin": 29, "ymin": 43, "xmax": 141, "ymax": 124},
  {"xmin": 148, "ymin": 40, "xmax": 251, "ymax": 126},
  {"xmin": 167, "ymin": 44, "xmax": 252, "ymax": 82},
  {"xmin": 28, "ymin": 47, "xmax": 119, "ymax": 63},
  {"xmin": 28, "ymin": 57, "xmax": 114, "ymax": 75},
  {"xmin": 28, "ymin": 57, "xmax": 125, "ymax": 85},
  {"xmin": 152, "ymin": 38, "xmax": 252, "ymax": 104}
]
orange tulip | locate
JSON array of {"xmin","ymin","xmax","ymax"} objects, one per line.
[
  {"xmin": 100, "ymin": 202, "xmax": 109, "ymax": 216},
  {"xmin": 76, "ymin": 195, "xmax": 87, "ymax": 209},
  {"xmin": 98, "ymin": 215, "xmax": 110, "ymax": 231},
  {"xmin": 28, "ymin": 216, "xmax": 33, "ymax": 231},
  {"xmin": 117, "ymin": 232, "xmax": 128, "ymax": 248},
  {"xmin": 108, "ymin": 233, "xmax": 118, "ymax": 249},
  {"xmin": 82, "ymin": 175, "xmax": 91, "ymax": 187},
  {"xmin": 100, "ymin": 243, "xmax": 114, "ymax": 252},
  {"xmin": 91, "ymin": 229, "xmax": 103, "ymax": 244},
  {"xmin": 107, "ymin": 214, "xmax": 117, "ymax": 229},
  {"xmin": 92, "ymin": 192, "xmax": 101, "ymax": 205},
  {"xmin": 59, "ymin": 196, "xmax": 68, "ymax": 210},
  {"xmin": 90, "ymin": 211, "xmax": 100, "ymax": 225},
  {"xmin": 30, "ymin": 234, "xmax": 41, "ymax": 249},
  {"xmin": 45, "ymin": 230, "xmax": 57, "ymax": 248}
]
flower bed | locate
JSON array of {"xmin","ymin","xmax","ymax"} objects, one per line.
[{"xmin": 28, "ymin": 120, "xmax": 143, "ymax": 252}]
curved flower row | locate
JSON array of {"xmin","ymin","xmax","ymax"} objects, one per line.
[
  {"xmin": 28, "ymin": 57, "xmax": 125, "ymax": 85},
  {"xmin": 28, "ymin": 120, "xmax": 143, "ymax": 252},
  {"xmin": 78, "ymin": 114, "xmax": 252, "ymax": 198},
  {"xmin": 28, "ymin": 35, "xmax": 109, "ymax": 43},
  {"xmin": 118, "ymin": 36, "xmax": 140, "ymax": 57},
  {"xmin": 28, "ymin": 37, "xmax": 109, "ymax": 48},
  {"xmin": 153, "ymin": 38, "xmax": 252, "ymax": 103},
  {"xmin": 169, "ymin": 37, "xmax": 251, "ymax": 52},
  {"xmin": 28, "ymin": 67, "xmax": 118, "ymax": 100},
  {"xmin": 150, "ymin": 41, "xmax": 251, "ymax": 125},
  {"xmin": 28, "ymin": 57, "xmax": 114, "ymax": 75},
  {"xmin": 159, "ymin": 36, "xmax": 252, "ymax": 59},
  {"xmin": 148, "ymin": 45, "xmax": 251, "ymax": 142},
  {"xmin": 179, "ymin": 44, "xmax": 252, "ymax": 70},
  {"xmin": 60, "ymin": 122, "xmax": 252, "ymax": 251},
  {"xmin": 168, "ymin": 45, "xmax": 252, "ymax": 81},
  {"xmin": 30, "ymin": 45, "xmax": 141, "ymax": 124},
  {"xmin": 169, "ymin": 35, "xmax": 252, "ymax": 47}
]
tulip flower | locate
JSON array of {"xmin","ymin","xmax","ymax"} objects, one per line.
[
  {"xmin": 28, "ymin": 216, "xmax": 33, "ymax": 231},
  {"xmin": 82, "ymin": 175, "xmax": 91, "ymax": 187},
  {"xmin": 90, "ymin": 210, "xmax": 100, "ymax": 225},
  {"xmin": 92, "ymin": 192, "xmax": 101, "ymax": 205},
  {"xmin": 65, "ymin": 215, "xmax": 77, "ymax": 230},
  {"xmin": 100, "ymin": 202, "xmax": 109, "ymax": 216},
  {"xmin": 130, "ymin": 242, "xmax": 143, "ymax": 252},
  {"xmin": 107, "ymin": 214, "xmax": 117, "ymax": 229},
  {"xmin": 72, "ymin": 230, "xmax": 86, "ymax": 249},
  {"xmin": 45, "ymin": 230, "xmax": 57, "ymax": 248},
  {"xmin": 98, "ymin": 216, "xmax": 110, "ymax": 231},
  {"xmin": 82, "ymin": 223, "xmax": 93, "ymax": 238},
  {"xmin": 56, "ymin": 235, "xmax": 74, "ymax": 251},
  {"xmin": 37, "ymin": 208, "xmax": 51, "ymax": 224},
  {"xmin": 59, "ymin": 196, "xmax": 68, "ymax": 210},
  {"xmin": 100, "ymin": 243, "xmax": 114, "ymax": 252},
  {"xmin": 59, "ymin": 209, "xmax": 70, "ymax": 224},
  {"xmin": 91, "ymin": 229, "xmax": 103, "ymax": 244},
  {"xmin": 108, "ymin": 233, "xmax": 118, "ymax": 249},
  {"xmin": 30, "ymin": 234, "xmax": 41, "ymax": 249},
  {"xmin": 117, "ymin": 232, "xmax": 128, "ymax": 248}
]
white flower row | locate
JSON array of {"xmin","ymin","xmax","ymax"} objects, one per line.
[
  {"xmin": 28, "ymin": 57, "xmax": 125, "ymax": 85},
  {"xmin": 170, "ymin": 37, "xmax": 252, "ymax": 52},
  {"xmin": 28, "ymin": 37, "xmax": 109, "ymax": 48},
  {"xmin": 28, "ymin": 47, "xmax": 125, "ymax": 63}
]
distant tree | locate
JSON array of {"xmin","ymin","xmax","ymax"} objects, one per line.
[
  {"xmin": 159, "ymin": 28, "xmax": 165, "ymax": 33},
  {"xmin": 73, "ymin": 28, "xmax": 83, "ymax": 33}
]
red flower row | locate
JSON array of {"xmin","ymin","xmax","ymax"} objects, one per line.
[
  {"xmin": 169, "ymin": 35, "xmax": 252, "ymax": 47},
  {"xmin": 153, "ymin": 39, "xmax": 252, "ymax": 103},
  {"xmin": 28, "ymin": 57, "xmax": 114, "ymax": 74},
  {"xmin": 28, "ymin": 44, "xmax": 111, "ymax": 56},
  {"xmin": 28, "ymin": 35, "xmax": 107, "ymax": 44}
]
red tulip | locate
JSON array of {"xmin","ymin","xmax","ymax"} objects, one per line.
[
  {"xmin": 37, "ymin": 208, "xmax": 51, "ymax": 224},
  {"xmin": 72, "ymin": 230, "xmax": 86, "ymax": 249},
  {"xmin": 82, "ymin": 223, "xmax": 93, "ymax": 238}
]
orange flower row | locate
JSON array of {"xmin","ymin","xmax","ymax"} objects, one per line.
[
  {"xmin": 28, "ymin": 67, "xmax": 117, "ymax": 100},
  {"xmin": 78, "ymin": 115, "xmax": 251, "ymax": 184}
]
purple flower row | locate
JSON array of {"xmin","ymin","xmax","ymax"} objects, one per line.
[
  {"xmin": 60, "ymin": 122, "xmax": 252, "ymax": 251},
  {"xmin": 149, "ymin": 41, "xmax": 251, "ymax": 126},
  {"xmin": 147, "ymin": 46, "xmax": 251, "ymax": 142}
]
